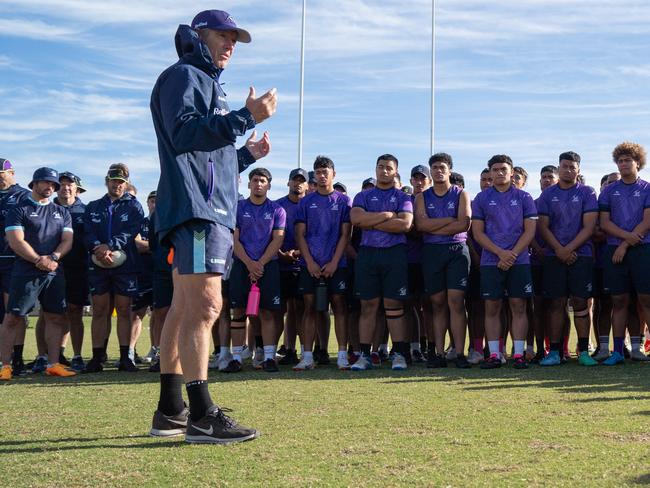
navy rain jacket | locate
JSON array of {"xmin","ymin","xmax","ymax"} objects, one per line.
[
  {"xmin": 83, "ymin": 193, "xmax": 145, "ymax": 274},
  {"xmin": 150, "ymin": 24, "xmax": 257, "ymax": 244}
]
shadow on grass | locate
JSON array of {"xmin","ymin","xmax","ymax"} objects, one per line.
[
  {"xmin": 630, "ymin": 473, "xmax": 650, "ymax": 485},
  {"xmin": 0, "ymin": 435, "xmax": 184, "ymax": 454}
]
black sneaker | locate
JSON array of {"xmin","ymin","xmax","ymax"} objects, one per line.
[
  {"xmin": 118, "ymin": 358, "xmax": 138, "ymax": 372},
  {"xmin": 426, "ymin": 354, "xmax": 447, "ymax": 368},
  {"xmin": 149, "ymin": 406, "xmax": 189, "ymax": 437},
  {"xmin": 83, "ymin": 358, "xmax": 103, "ymax": 373},
  {"xmin": 186, "ymin": 406, "xmax": 259, "ymax": 444},
  {"xmin": 134, "ymin": 352, "xmax": 143, "ymax": 365},
  {"xmin": 221, "ymin": 359, "xmax": 242, "ymax": 373},
  {"xmin": 277, "ymin": 345, "xmax": 288, "ymax": 357},
  {"xmin": 278, "ymin": 349, "xmax": 298, "ymax": 365},
  {"xmin": 58, "ymin": 354, "xmax": 71, "ymax": 367},
  {"xmin": 70, "ymin": 356, "xmax": 85, "ymax": 372},
  {"xmin": 262, "ymin": 359, "xmax": 279, "ymax": 372},
  {"xmin": 412, "ymin": 350, "xmax": 426, "ymax": 363},
  {"xmin": 455, "ymin": 354, "xmax": 471, "ymax": 369},
  {"xmin": 148, "ymin": 358, "xmax": 161, "ymax": 373},
  {"xmin": 12, "ymin": 358, "xmax": 28, "ymax": 377},
  {"xmin": 480, "ymin": 355, "xmax": 502, "ymax": 369},
  {"xmin": 316, "ymin": 350, "xmax": 330, "ymax": 366}
]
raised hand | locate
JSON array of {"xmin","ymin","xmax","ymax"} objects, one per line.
[
  {"xmin": 245, "ymin": 130, "xmax": 271, "ymax": 160},
  {"xmin": 245, "ymin": 86, "xmax": 277, "ymax": 124}
]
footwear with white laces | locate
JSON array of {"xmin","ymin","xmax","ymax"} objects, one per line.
[
  {"xmin": 207, "ymin": 354, "xmax": 219, "ymax": 370},
  {"xmin": 218, "ymin": 352, "xmax": 233, "ymax": 371},
  {"xmin": 293, "ymin": 358, "xmax": 315, "ymax": 371},
  {"xmin": 252, "ymin": 348, "xmax": 264, "ymax": 369},
  {"xmin": 142, "ymin": 346, "xmax": 157, "ymax": 364},
  {"xmin": 467, "ymin": 350, "xmax": 484, "ymax": 365},
  {"xmin": 445, "ymin": 347, "xmax": 458, "ymax": 360},
  {"xmin": 629, "ymin": 349, "xmax": 650, "ymax": 361},
  {"xmin": 337, "ymin": 355, "xmax": 350, "ymax": 370},
  {"xmin": 240, "ymin": 345, "xmax": 252, "ymax": 361},
  {"xmin": 350, "ymin": 354, "xmax": 373, "ymax": 371},
  {"xmin": 391, "ymin": 353, "xmax": 407, "ymax": 370}
]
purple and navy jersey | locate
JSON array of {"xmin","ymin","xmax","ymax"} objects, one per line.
[
  {"xmin": 471, "ymin": 185, "xmax": 537, "ymax": 266},
  {"xmin": 598, "ymin": 178, "xmax": 650, "ymax": 246},
  {"xmin": 406, "ymin": 194, "xmax": 422, "ymax": 264},
  {"xmin": 537, "ymin": 183, "xmax": 598, "ymax": 257},
  {"xmin": 421, "ymin": 186, "xmax": 468, "ymax": 245},
  {"xmin": 5, "ymin": 198, "xmax": 72, "ymax": 273},
  {"xmin": 137, "ymin": 217, "xmax": 154, "ymax": 289},
  {"xmin": 275, "ymin": 195, "xmax": 301, "ymax": 253},
  {"xmin": 235, "ymin": 198, "xmax": 286, "ymax": 261},
  {"xmin": 352, "ymin": 187, "xmax": 413, "ymax": 248},
  {"xmin": 295, "ymin": 190, "xmax": 351, "ymax": 268},
  {"xmin": 54, "ymin": 196, "xmax": 86, "ymax": 269}
]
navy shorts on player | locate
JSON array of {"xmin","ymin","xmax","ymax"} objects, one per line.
[
  {"xmin": 531, "ymin": 264, "xmax": 543, "ymax": 297},
  {"xmin": 354, "ymin": 244, "xmax": 409, "ymax": 301},
  {"xmin": 132, "ymin": 289, "xmax": 153, "ymax": 311},
  {"xmin": 229, "ymin": 259, "xmax": 281, "ymax": 311},
  {"xmin": 169, "ymin": 219, "xmax": 233, "ymax": 275},
  {"xmin": 64, "ymin": 266, "xmax": 89, "ymax": 306},
  {"xmin": 7, "ymin": 270, "xmax": 66, "ymax": 316},
  {"xmin": 480, "ymin": 264, "xmax": 533, "ymax": 300},
  {"xmin": 602, "ymin": 244, "xmax": 650, "ymax": 295},
  {"xmin": 542, "ymin": 256, "xmax": 594, "ymax": 299},
  {"xmin": 298, "ymin": 267, "xmax": 348, "ymax": 295},
  {"xmin": 152, "ymin": 271, "xmax": 173, "ymax": 309},
  {"xmin": 281, "ymin": 269, "xmax": 301, "ymax": 299},
  {"xmin": 88, "ymin": 267, "xmax": 139, "ymax": 298},
  {"xmin": 422, "ymin": 243, "xmax": 470, "ymax": 296}
]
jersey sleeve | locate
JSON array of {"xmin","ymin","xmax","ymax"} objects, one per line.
[
  {"xmin": 62, "ymin": 208, "xmax": 73, "ymax": 233},
  {"xmin": 583, "ymin": 187, "xmax": 598, "ymax": 214},
  {"xmin": 398, "ymin": 192, "xmax": 413, "ymax": 213},
  {"xmin": 471, "ymin": 193, "xmax": 485, "ymax": 221},
  {"xmin": 295, "ymin": 198, "xmax": 307, "ymax": 224},
  {"xmin": 5, "ymin": 206, "xmax": 25, "ymax": 232},
  {"xmin": 341, "ymin": 195, "xmax": 352, "ymax": 223},
  {"xmin": 598, "ymin": 186, "xmax": 611, "ymax": 212},
  {"xmin": 536, "ymin": 191, "xmax": 549, "ymax": 216},
  {"xmin": 274, "ymin": 205, "xmax": 286, "ymax": 231},
  {"xmin": 522, "ymin": 192, "xmax": 538, "ymax": 219},
  {"xmin": 352, "ymin": 191, "xmax": 366, "ymax": 209}
]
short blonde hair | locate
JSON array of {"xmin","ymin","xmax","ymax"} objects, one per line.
[{"xmin": 613, "ymin": 142, "xmax": 647, "ymax": 170}]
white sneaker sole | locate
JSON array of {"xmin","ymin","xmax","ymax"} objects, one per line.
[
  {"xmin": 185, "ymin": 431, "xmax": 260, "ymax": 444},
  {"xmin": 149, "ymin": 428, "xmax": 186, "ymax": 437}
]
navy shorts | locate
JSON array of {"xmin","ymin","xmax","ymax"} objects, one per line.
[
  {"xmin": 64, "ymin": 266, "xmax": 89, "ymax": 306},
  {"xmin": 354, "ymin": 245, "xmax": 409, "ymax": 301},
  {"xmin": 480, "ymin": 264, "xmax": 533, "ymax": 300},
  {"xmin": 298, "ymin": 267, "xmax": 348, "ymax": 295},
  {"xmin": 602, "ymin": 244, "xmax": 650, "ymax": 295},
  {"xmin": 542, "ymin": 256, "xmax": 594, "ymax": 299},
  {"xmin": 152, "ymin": 271, "xmax": 173, "ymax": 309},
  {"xmin": 422, "ymin": 242, "xmax": 470, "ymax": 295},
  {"xmin": 7, "ymin": 271, "xmax": 67, "ymax": 316},
  {"xmin": 280, "ymin": 269, "xmax": 301, "ymax": 299},
  {"xmin": 88, "ymin": 267, "xmax": 139, "ymax": 297},
  {"xmin": 229, "ymin": 259, "xmax": 281, "ymax": 310},
  {"xmin": 169, "ymin": 219, "xmax": 233, "ymax": 275},
  {"xmin": 132, "ymin": 290, "xmax": 153, "ymax": 311}
]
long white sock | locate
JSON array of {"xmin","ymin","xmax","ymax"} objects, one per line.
[
  {"xmin": 513, "ymin": 340, "xmax": 525, "ymax": 357},
  {"xmin": 263, "ymin": 345, "xmax": 276, "ymax": 361},
  {"xmin": 303, "ymin": 351, "xmax": 313, "ymax": 362},
  {"xmin": 410, "ymin": 342, "xmax": 421, "ymax": 352},
  {"xmin": 232, "ymin": 346, "xmax": 243, "ymax": 363},
  {"xmin": 219, "ymin": 346, "xmax": 230, "ymax": 358},
  {"xmin": 488, "ymin": 341, "xmax": 500, "ymax": 357}
]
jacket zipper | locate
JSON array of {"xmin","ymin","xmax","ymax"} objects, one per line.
[{"xmin": 207, "ymin": 158, "xmax": 215, "ymax": 206}]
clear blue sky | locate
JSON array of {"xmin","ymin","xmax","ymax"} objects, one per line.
[{"xmin": 1, "ymin": 0, "xmax": 649, "ymax": 204}]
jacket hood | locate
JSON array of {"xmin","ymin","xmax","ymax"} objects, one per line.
[{"xmin": 174, "ymin": 24, "xmax": 222, "ymax": 78}]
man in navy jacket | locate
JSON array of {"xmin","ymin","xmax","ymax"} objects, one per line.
[{"xmin": 149, "ymin": 9, "xmax": 276, "ymax": 444}]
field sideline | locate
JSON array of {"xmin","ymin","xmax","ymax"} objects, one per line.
[{"xmin": 1, "ymin": 317, "xmax": 649, "ymax": 487}]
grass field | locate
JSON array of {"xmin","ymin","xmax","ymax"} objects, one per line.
[{"xmin": 1, "ymin": 317, "xmax": 649, "ymax": 487}]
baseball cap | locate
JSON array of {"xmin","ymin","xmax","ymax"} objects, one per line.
[
  {"xmin": 147, "ymin": 190, "xmax": 157, "ymax": 200},
  {"xmin": 106, "ymin": 165, "xmax": 129, "ymax": 182},
  {"xmin": 411, "ymin": 165, "xmax": 431, "ymax": 178},
  {"xmin": 29, "ymin": 167, "xmax": 60, "ymax": 191},
  {"xmin": 333, "ymin": 182, "xmax": 347, "ymax": 193},
  {"xmin": 59, "ymin": 171, "xmax": 86, "ymax": 193},
  {"xmin": 362, "ymin": 177, "xmax": 376, "ymax": 188},
  {"xmin": 191, "ymin": 10, "xmax": 251, "ymax": 43},
  {"xmin": 0, "ymin": 158, "xmax": 13, "ymax": 172},
  {"xmin": 308, "ymin": 171, "xmax": 316, "ymax": 184},
  {"xmin": 289, "ymin": 168, "xmax": 308, "ymax": 181}
]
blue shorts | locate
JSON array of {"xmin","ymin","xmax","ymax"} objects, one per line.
[
  {"xmin": 169, "ymin": 219, "xmax": 233, "ymax": 275},
  {"xmin": 152, "ymin": 271, "xmax": 173, "ymax": 309},
  {"xmin": 7, "ymin": 271, "xmax": 67, "ymax": 316},
  {"xmin": 64, "ymin": 266, "xmax": 89, "ymax": 306},
  {"xmin": 602, "ymin": 244, "xmax": 650, "ymax": 295},
  {"xmin": 88, "ymin": 268, "xmax": 139, "ymax": 297},
  {"xmin": 480, "ymin": 264, "xmax": 533, "ymax": 300}
]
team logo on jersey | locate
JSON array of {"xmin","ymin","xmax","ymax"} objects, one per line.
[
  {"xmin": 127, "ymin": 280, "xmax": 137, "ymax": 291},
  {"xmin": 427, "ymin": 204, "xmax": 435, "ymax": 209},
  {"xmin": 613, "ymin": 190, "xmax": 621, "ymax": 196},
  {"xmin": 264, "ymin": 212, "xmax": 272, "ymax": 220},
  {"xmin": 243, "ymin": 211, "xmax": 251, "ymax": 218},
  {"xmin": 273, "ymin": 296, "xmax": 280, "ymax": 305},
  {"xmin": 571, "ymin": 195, "xmax": 580, "ymax": 203},
  {"xmin": 120, "ymin": 214, "xmax": 129, "ymax": 222},
  {"xmin": 524, "ymin": 283, "xmax": 532, "ymax": 293},
  {"xmin": 633, "ymin": 190, "xmax": 641, "ymax": 197},
  {"xmin": 488, "ymin": 200, "xmax": 497, "ymax": 206},
  {"xmin": 30, "ymin": 212, "xmax": 38, "ymax": 217},
  {"xmin": 552, "ymin": 196, "xmax": 560, "ymax": 202},
  {"xmin": 331, "ymin": 204, "xmax": 339, "ymax": 211},
  {"xmin": 53, "ymin": 212, "xmax": 62, "ymax": 219},
  {"xmin": 213, "ymin": 107, "xmax": 229, "ymax": 116},
  {"xmin": 370, "ymin": 196, "xmax": 379, "ymax": 201},
  {"xmin": 309, "ymin": 203, "xmax": 318, "ymax": 209},
  {"xmin": 390, "ymin": 196, "xmax": 396, "ymax": 203},
  {"xmin": 510, "ymin": 200, "xmax": 519, "ymax": 207},
  {"xmin": 447, "ymin": 202, "xmax": 455, "ymax": 210}
]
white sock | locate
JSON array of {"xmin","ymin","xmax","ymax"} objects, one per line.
[
  {"xmin": 263, "ymin": 345, "xmax": 276, "ymax": 361},
  {"xmin": 128, "ymin": 347, "xmax": 135, "ymax": 361},
  {"xmin": 488, "ymin": 341, "xmax": 500, "ymax": 357},
  {"xmin": 410, "ymin": 342, "xmax": 421, "ymax": 352},
  {"xmin": 337, "ymin": 350, "xmax": 347, "ymax": 361},
  {"xmin": 513, "ymin": 340, "xmax": 525, "ymax": 357},
  {"xmin": 303, "ymin": 351, "xmax": 313, "ymax": 362},
  {"xmin": 232, "ymin": 346, "xmax": 243, "ymax": 363},
  {"xmin": 219, "ymin": 346, "xmax": 230, "ymax": 358}
]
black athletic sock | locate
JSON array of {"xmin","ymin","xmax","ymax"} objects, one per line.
[
  {"xmin": 427, "ymin": 340, "xmax": 436, "ymax": 356},
  {"xmin": 550, "ymin": 342, "xmax": 561, "ymax": 352},
  {"xmin": 360, "ymin": 343, "xmax": 371, "ymax": 356},
  {"xmin": 577, "ymin": 337, "xmax": 589, "ymax": 353},
  {"xmin": 158, "ymin": 373, "xmax": 185, "ymax": 416},
  {"xmin": 103, "ymin": 338, "xmax": 109, "ymax": 350},
  {"xmin": 186, "ymin": 380, "xmax": 214, "ymax": 421},
  {"xmin": 92, "ymin": 347, "xmax": 104, "ymax": 361},
  {"xmin": 13, "ymin": 344, "xmax": 24, "ymax": 363},
  {"xmin": 119, "ymin": 345, "xmax": 129, "ymax": 362},
  {"xmin": 394, "ymin": 341, "xmax": 409, "ymax": 357},
  {"xmin": 255, "ymin": 335, "xmax": 263, "ymax": 349}
]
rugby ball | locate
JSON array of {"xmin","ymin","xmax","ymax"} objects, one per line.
[{"xmin": 92, "ymin": 250, "xmax": 127, "ymax": 269}]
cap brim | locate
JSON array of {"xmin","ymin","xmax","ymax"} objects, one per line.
[
  {"xmin": 77, "ymin": 187, "xmax": 87, "ymax": 193},
  {"xmin": 108, "ymin": 177, "xmax": 128, "ymax": 182},
  {"xmin": 234, "ymin": 28, "xmax": 251, "ymax": 43}
]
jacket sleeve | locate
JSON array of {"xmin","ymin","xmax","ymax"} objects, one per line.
[
  {"xmin": 109, "ymin": 201, "xmax": 145, "ymax": 251},
  {"xmin": 158, "ymin": 67, "xmax": 256, "ymax": 155},
  {"xmin": 237, "ymin": 146, "xmax": 256, "ymax": 173},
  {"xmin": 83, "ymin": 203, "xmax": 102, "ymax": 250}
]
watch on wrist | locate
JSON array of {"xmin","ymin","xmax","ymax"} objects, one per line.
[{"xmin": 50, "ymin": 254, "xmax": 60, "ymax": 262}]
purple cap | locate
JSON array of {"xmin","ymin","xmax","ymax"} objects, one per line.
[
  {"xmin": 0, "ymin": 158, "xmax": 13, "ymax": 172},
  {"xmin": 191, "ymin": 10, "xmax": 251, "ymax": 43}
]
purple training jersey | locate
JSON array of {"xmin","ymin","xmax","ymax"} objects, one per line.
[
  {"xmin": 295, "ymin": 190, "xmax": 351, "ymax": 268},
  {"xmin": 352, "ymin": 186, "xmax": 413, "ymax": 248},
  {"xmin": 235, "ymin": 198, "xmax": 286, "ymax": 261},
  {"xmin": 537, "ymin": 183, "xmax": 598, "ymax": 257},
  {"xmin": 471, "ymin": 185, "xmax": 537, "ymax": 266},
  {"xmin": 598, "ymin": 178, "xmax": 650, "ymax": 246},
  {"xmin": 421, "ymin": 186, "xmax": 468, "ymax": 245}
]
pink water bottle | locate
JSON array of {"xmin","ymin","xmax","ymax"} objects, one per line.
[{"xmin": 246, "ymin": 281, "xmax": 260, "ymax": 317}]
